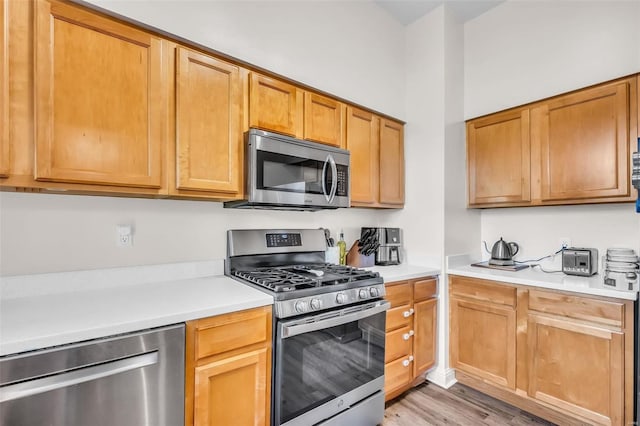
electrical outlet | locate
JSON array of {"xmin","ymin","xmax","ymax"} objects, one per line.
[
  {"xmin": 117, "ymin": 225, "xmax": 133, "ymax": 247},
  {"xmin": 558, "ymin": 237, "xmax": 571, "ymax": 250}
]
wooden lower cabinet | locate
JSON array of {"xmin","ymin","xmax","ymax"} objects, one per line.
[
  {"xmin": 185, "ymin": 306, "xmax": 272, "ymax": 426},
  {"xmin": 384, "ymin": 276, "xmax": 437, "ymax": 401},
  {"xmin": 450, "ymin": 297, "xmax": 516, "ymax": 389},
  {"xmin": 449, "ymin": 275, "xmax": 634, "ymax": 426}
]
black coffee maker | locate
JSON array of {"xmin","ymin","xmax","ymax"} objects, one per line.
[{"xmin": 361, "ymin": 227, "xmax": 402, "ymax": 265}]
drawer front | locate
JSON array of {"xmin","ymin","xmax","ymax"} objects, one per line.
[
  {"xmin": 385, "ymin": 325, "xmax": 413, "ymax": 363},
  {"xmin": 385, "ymin": 281, "xmax": 412, "ymax": 307},
  {"xmin": 384, "ymin": 355, "xmax": 413, "ymax": 396},
  {"xmin": 386, "ymin": 304, "xmax": 413, "ymax": 331},
  {"xmin": 528, "ymin": 290, "xmax": 624, "ymax": 328},
  {"xmin": 195, "ymin": 307, "xmax": 270, "ymax": 359},
  {"xmin": 449, "ymin": 276, "xmax": 516, "ymax": 307},
  {"xmin": 413, "ymin": 278, "xmax": 437, "ymax": 301}
]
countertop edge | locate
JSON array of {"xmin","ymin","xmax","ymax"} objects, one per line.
[
  {"xmin": 447, "ymin": 267, "xmax": 637, "ymax": 301},
  {"xmin": 0, "ymin": 297, "xmax": 273, "ymax": 357}
]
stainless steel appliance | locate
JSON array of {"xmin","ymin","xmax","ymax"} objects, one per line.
[
  {"xmin": 363, "ymin": 227, "xmax": 402, "ymax": 266},
  {"xmin": 226, "ymin": 229, "xmax": 389, "ymax": 426},
  {"xmin": 0, "ymin": 324, "xmax": 185, "ymax": 426},
  {"xmin": 562, "ymin": 247, "xmax": 598, "ymax": 276},
  {"xmin": 489, "ymin": 237, "xmax": 519, "ymax": 266},
  {"xmin": 224, "ymin": 129, "xmax": 350, "ymax": 211}
]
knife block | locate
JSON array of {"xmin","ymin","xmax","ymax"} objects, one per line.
[{"xmin": 346, "ymin": 240, "xmax": 375, "ymax": 267}]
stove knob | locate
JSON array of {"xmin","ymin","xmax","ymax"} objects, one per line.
[
  {"xmin": 336, "ymin": 293, "xmax": 347, "ymax": 304},
  {"xmin": 295, "ymin": 301, "xmax": 308, "ymax": 313},
  {"xmin": 310, "ymin": 298, "xmax": 322, "ymax": 310},
  {"xmin": 359, "ymin": 289, "xmax": 369, "ymax": 300},
  {"xmin": 369, "ymin": 287, "xmax": 380, "ymax": 298}
]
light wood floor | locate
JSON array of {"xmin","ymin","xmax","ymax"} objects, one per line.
[{"xmin": 383, "ymin": 383, "xmax": 557, "ymax": 425}]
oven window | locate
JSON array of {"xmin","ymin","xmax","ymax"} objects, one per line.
[
  {"xmin": 256, "ymin": 151, "xmax": 329, "ymax": 195},
  {"xmin": 275, "ymin": 310, "xmax": 385, "ymax": 425}
]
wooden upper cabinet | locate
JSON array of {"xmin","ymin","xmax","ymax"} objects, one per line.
[
  {"xmin": 0, "ymin": 0, "xmax": 8, "ymax": 178},
  {"xmin": 34, "ymin": 0, "xmax": 165, "ymax": 189},
  {"xmin": 467, "ymin": 108, "xmax": 531, "ymax": 206},
  {"xmin": 468, "ymin": 75, "xmax": 639, "ymax": 208},
  {"xmin": 249, "ymin": 73, "xmax": 302, "ymax": 137},
  {"xmin": 173, "ymin": 47, "xmax": 242, "ymax": 198},
  {"xmin": 346, "ymin": 106, "xmax": 379, "ymax": 206},
  {"xmin": 379, "ymin": 118, "xmax": 404, "ymax": 206},
  {"xmin": 303, "ymin": 92, "xmax": 345, "ymax": 147},
  {"xmin": 532, "ymin": 79, "xmax": 634, "ymax": 202},
  {"xmin": 527, "ymin": 313, "xmax": 624, "ymax": 425}
]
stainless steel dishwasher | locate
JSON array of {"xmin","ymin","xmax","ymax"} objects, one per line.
[{"xmin": 0, "ymin": 323, "xmax": 185, "ymax": 426}]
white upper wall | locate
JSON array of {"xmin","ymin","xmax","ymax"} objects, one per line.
[
  {"xmin": 464, "ymin": 0, "xmax": 640, "ymax": 119},
  {"xmin": 1, "ymin": 1, "xmax": 412, "ymax": 276},
  {"xmin": 88, "ymin": 0, "xmax": 407, "ymax": 119},
  {"xmin": 465, "ymin": 0, "xmax": 640, "ymax": 262}
]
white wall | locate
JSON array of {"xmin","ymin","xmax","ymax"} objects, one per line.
[
  {"xmin": 465, "ymin": 0, "xmax": 640, "ymax": 119},
  {"xmin": 88, "ymin": 0, "xmax": 406, "ymax": 119},
  {"xmin": 465, "ymin": 0, "xmax": 640, "ymax": 267},
  {"xmin": 0, "ymin": 0, "xmax": 415, "ymax": 276}
]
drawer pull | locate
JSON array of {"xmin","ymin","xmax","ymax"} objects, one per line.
[
  {"xmin": 403, "ymin": 308, "xmax": 414, "ymax": 318},
  {"xmin": 402, "ymin": 356, "xmax": 414, "ymax": 367},
  {"xmin": 403, "ymin": 330, "xmax": 414, "ymax": 340}
]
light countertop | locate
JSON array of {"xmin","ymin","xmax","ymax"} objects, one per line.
[
  {"xmin": 0, "ymin": 261, "xmax": 273, "ymax": 356},
  {"xmin": 366, "ymin": 264, "xmax": 440, "ymax": 283},
  {"xmin": 447, "ymin": 255, "xmax": 637, "ymax": 301}
]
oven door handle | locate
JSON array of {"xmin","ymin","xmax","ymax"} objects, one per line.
[{"xmin": 280, "ymin": 301, "xmax": 390, "ymax": 338}]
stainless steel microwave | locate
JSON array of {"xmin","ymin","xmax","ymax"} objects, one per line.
[{"xmin": 224, "ymin": 129, "xmax": 350, "ymax": 211}]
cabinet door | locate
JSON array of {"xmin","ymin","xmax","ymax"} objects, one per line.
[
  {"xmin": 346, "ymin": 106, "xmax": 379, "ymax": 206},
  {"xmin": 467, "ymin": 109, "xmax": 531, "ymax": 206},
  {"xmin": 34, "ymin": 0, "xmax": 165, "ymax": 188},
  {"xmin": 385, "ymin": 324, "xmax": 413, "ymax": 363},
  {"xmin": 450, "ymin": 298, "xmax": 516, "ymax": 389},
  {"xmin": 194, "ymin": 348, "xmax": 269, "ymax": 426},
  {"xmin": 249, "ymin": 73, "xmax": 302, "ymax": 137},
  {"xmin": 304, "ymin": 92, "xmax": 344, "ymax": 147},
  {"xmin": 527, "ymin": 314, "xmax": 623, "ymax": 425},
  {"xmin": 532, "ymin": 79, "xmax": 633, "ymax": 202},
  {"xmin": 379, "ymin": 118, "xmax": 404, "ymax": 206},
  {"xmin": 413, "ymin": 297, "xmax": 437, "ymax": 377},
  {"xmin": 384, "ymin": 354, "xmax": 414, "ymax": 397},
  {"xmin": 0, "ymin": 0, "xmax": 8, "ymax": 178},
  {"xmin": 175, "ymin": 47, "xmax": 242, "ymax": 196}
]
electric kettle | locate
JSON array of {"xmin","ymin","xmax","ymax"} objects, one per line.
[{"xmin": 489, "ymin": 237, "xmax": 519, "ymax": 266}]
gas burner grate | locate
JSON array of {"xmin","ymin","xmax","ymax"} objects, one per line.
[
  {"xmin": 233, "ymin": 264, "xmax": 381, "ymax": 293},
  {"xmin": 234, "ymin": 270, "xmax": 317, "ymax": 292}
]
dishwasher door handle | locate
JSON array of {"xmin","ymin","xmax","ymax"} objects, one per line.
[{"xmin": 0, "ymin": 351, "xmax": 158, "ymax": 403}]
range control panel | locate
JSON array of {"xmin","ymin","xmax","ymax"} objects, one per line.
[{"xmin": 266, "ymin": 233, "xmax": 302, "ymax": 248}]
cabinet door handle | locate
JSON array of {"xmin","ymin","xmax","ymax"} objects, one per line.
[
  {"xmin": 403, "ymin": 330, "xmax": 415, "ymax": 340},
  {"xmin": 403, "ymin": 308, "xmax": 414, "ymax": 318},
  {"xmin": 402, "ymin": 356, "xmax": 414, "ymax": 367}
]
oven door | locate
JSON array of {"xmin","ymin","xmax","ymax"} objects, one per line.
[
  {"xmin": 248, "ymin": 130, "xmax": 350, "ymax": 209},
  {"xmin": 274, "ymin": 300, "xmax": 389, "ymax": 426}
]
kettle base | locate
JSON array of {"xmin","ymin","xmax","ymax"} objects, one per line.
[{"xmin": 489, "ymin": 258, "xmax": 516, "ymax": 266}]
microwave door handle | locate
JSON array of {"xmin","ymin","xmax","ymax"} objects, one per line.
[
  {"xmin": 321, "ymin": 156, "xmax": 331, "ymax": 202},
  {"xmin": 328, "ymin": 154, "xmax": 338, "ymax": 203}
]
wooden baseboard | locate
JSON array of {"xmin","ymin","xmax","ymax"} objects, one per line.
[{"xmin": 455, "ymin": 371, "xmax": 596, "ymax": 426}]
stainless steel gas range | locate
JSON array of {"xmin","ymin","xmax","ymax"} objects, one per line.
[{"xmin": 226, "ymin": 229, "xmax": 389, "ymax": 426}]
